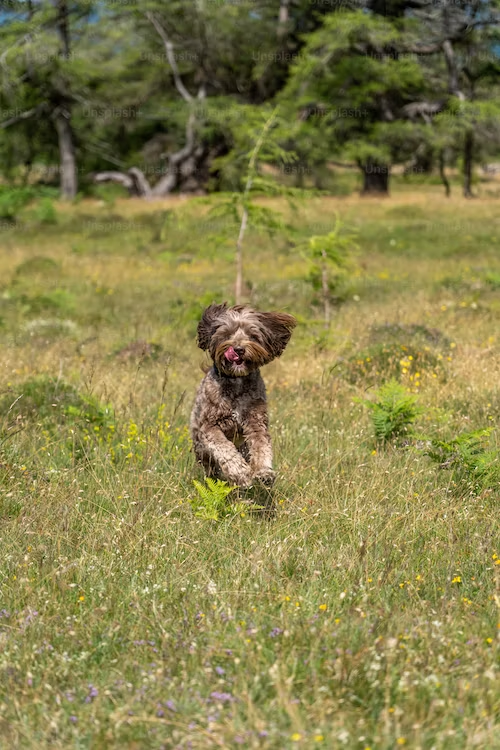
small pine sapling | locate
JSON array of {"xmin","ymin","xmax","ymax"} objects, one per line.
[
  {"xmin": 300, "ymin": 215, "xmax": 358, "ymax": 326},
  {"xmin": 208, "ymin": 105, "xmax": 299, "ymax": 303}
]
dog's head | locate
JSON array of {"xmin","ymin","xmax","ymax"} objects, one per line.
[{"xmin": 197, "ymin": 303, "xmax": 296, "ymax": 377}]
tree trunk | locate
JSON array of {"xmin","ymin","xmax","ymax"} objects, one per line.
[
  {"xmin": 235, "ymin": 207, "xmax": 248, "ymax": 305},
  {"xmin": 277, "ymin": 0, "xmax": 290, "ymax": 37},
  {"xmin": 404, "ymin": 143, "xmax": 434, "ymax": 175},
  {"xmin": 463, "ymin": 130, "xmax": 474, "ymax": 198},
  {"xmin": 54, "ymin": 108, "xmax": 77, "ymax": 200},
  {"xmin": 438, "ymin": 149, "xmax": 450, "ymax": 197},
  {"xmin": 53, "ymin": 0, "xmax": 78, "ymax": 200},
  {"xmin": 360, "ymin": 162, "xmax": 389, "ymax": 194}
]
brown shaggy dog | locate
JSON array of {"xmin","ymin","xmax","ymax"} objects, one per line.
[{"xmin": 190, "ymin": 303, "xmax": 296, "ymax": 488}]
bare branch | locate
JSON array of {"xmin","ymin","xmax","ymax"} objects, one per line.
[
  {"xmin": 92, "ymin": 168, "xmax": 153, "ymax": 197},
  {"xmin": 0, "ymin": 103, "xmax": 46, "ymax": 128},
  {"xmin": 145, "ymin": 11, "xmax": 193, "ymax": 103},
  {"xmin": 442, "ymin": 39, "xmax": 465, "ymax": 99},
  {"xmin": 402, "ymin": 100, "xmax": 446, "ymax": 122}
]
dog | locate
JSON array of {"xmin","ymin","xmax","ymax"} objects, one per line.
[{"xmin": 190, "ymin": 303, "xmax": 296, "ymax": 488}]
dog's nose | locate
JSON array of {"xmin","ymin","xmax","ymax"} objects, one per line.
[{"xmin": 234, "ymin": 346, "xmax": 245, "ymax": 357}]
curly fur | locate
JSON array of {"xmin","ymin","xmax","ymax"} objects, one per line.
[{"xmin": 190, "ymin": 303, "xmax": 296, "ymax": 488}]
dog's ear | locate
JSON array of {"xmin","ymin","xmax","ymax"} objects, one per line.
[
  {"xmin": 197, "ymin": 303, "xmax": 227, "ymax": 350},
  {"xmin": 258, "ymin": 311, "xmax": 297, "ymax": 359}
]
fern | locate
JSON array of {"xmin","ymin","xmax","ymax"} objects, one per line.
[
  {"xmin": 424, "ymin": 428, "xmax": 500, "ymax": 492},
  {"xmin": 190, "ymin": 478, "xmax": 246, "ymax": 521},
  {"xmin": 361, "ymin": 380, "xmax": 421, "ymax": 443}
]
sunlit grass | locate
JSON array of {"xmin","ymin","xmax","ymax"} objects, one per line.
[{"xmin": 0, "ymin": 189, "xmax": 499, "ymax": 748}]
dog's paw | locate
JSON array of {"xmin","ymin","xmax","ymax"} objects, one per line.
[{"xmin": 253, "ymin": 468, "xmax": 276, "ymax": 487}]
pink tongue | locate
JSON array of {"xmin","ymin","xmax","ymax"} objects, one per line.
[{"xmin": 224, "ymin": 346, "xmax": 240, "ymax": 363}]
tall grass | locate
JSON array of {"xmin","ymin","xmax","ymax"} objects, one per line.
[{"xmin": 0, "ymin": 190, "xmax": 499, "ymax": 748}]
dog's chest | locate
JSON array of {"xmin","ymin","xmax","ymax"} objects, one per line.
[
  {"xmin": 230, "ymin": 403, "xmax": 245, "ymax": 431},
  {"xmin": 222, "ymin": 398, "xmax": 249, "ymax": 438},
  {"xmin": 215, "ymin": 376, "xmax": 262, "ymax": 441}
]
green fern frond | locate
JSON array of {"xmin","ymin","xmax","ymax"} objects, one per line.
[
  {"xmin": 360, "ymin": 380, "xmax": 421, "ymax": 442},
  {"xmin": 190, "ymin": 478, "xmax": 237, "ymax": 521},
  {"xmin": 424, "ymin": 428, "xmax": 499, "ymax": 493}
]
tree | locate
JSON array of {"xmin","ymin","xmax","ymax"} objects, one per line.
[
  {"xmin": 0, "ymin": 2, "xmax": 84, "ymax": 197},
  {"xmin": 283, "ymin": 0, "xmax": 500, "ymax": 195},
  {"xmin": 284, "ymin": 11, "xmax": 430, "ymax": 194},
  {"xmin": 90, "ymin": 0, "xmax": 283, "ymax": 196},
  {"xmin": 403, "ymin": 0, "xmax": 500, "ymax": 196},
  {"xmin": 0, "ymin": 0, "xmax": 109, "ymax": 198}
]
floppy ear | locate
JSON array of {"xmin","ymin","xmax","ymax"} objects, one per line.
[
  {"xmin": 258, "ymin": 311, "xmax": 297, "ymax": 359},
  {"xmin": 197, "ymin": 303, "xmax": 227, "ymax": 350}
]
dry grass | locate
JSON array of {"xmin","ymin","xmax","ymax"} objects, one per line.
[{"xmin": 0, "ymin": 189, "xmax": 499, "ymax": 749}]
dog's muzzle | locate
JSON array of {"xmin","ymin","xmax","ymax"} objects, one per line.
[{"xmin": 215, "ymin": 340, "xmax": 268, "ymax": 376}]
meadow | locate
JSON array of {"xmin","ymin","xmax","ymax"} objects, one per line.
[{"xmin": 0, "ymin": 180, "xmax": 499, "ymax": 749}]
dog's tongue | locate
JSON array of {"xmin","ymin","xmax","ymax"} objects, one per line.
[{"xmin": 224, "ymin": 346, "xmax": 241, "ymax": 363}]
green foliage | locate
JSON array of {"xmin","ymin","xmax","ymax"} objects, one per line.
[
  {"xmin": 13, "ymin": 256, "xmax": 62, "ymax": 279},
  {"xmin": 0, "ymin": 195, "xmax": 499, "ymax": 749},
  {"xmin": 299, "ymin": 215, "xmax": 358, "ymax": 321},
  {"xmin": 424, "ymin": 429, "xmax": 500, "ymax": 493},
  {"xmin": 34, "ymin": 197, "xmax": 58, "ymax": 225},
  {"xmin": 306, "ymin": 218, "xmax": 358, "ymax": 268},
  {"xmin": 0, "ymin": 376, "xmax": 113, "ymax": 429},
  {"xmin": 284, "ymin": 10, "xmax": 428, "ymax": 179},
  {"xmin": 210, "ymin": 104, "xmax": 297, "ymax": 193},
  {"xmin": 337, "ymin": 342, "xmax": 443, "ymax": 386},
  {"xmin": 204, "ymin": 106, "xmax": 300, "ymax": 301},
  {"xmin": 24, "ymin": 289, "xmax": 76, "ymax": 316},
  {"xmin": 360, "ymin": 380, "xmax": 421, "ymax": 442},
  {"xmin": 484, "ymin": 271, "xmax": 500, "ymax": 290},
  {"xmin": 189, "ymin": 477, "xmax": 243, "ymax": 520},
  {"xmin": 0, "ymin": 187, "xmax": 33, "ymax": 222}
]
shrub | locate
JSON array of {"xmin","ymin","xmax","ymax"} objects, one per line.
[
  {"xmin": 335, "ymin": 342, "xmax": 442, "ymax": 386},
  {"xmin": 0, "ymin": 376, "xmax": 112, "ymax": 429},
  {"xmin": 35, "ymin": 197, "xmax": 58, "ymax": 225},
  {"xmin": 14, "ymin": 256, "xmax": 61, "ymax": 279},
  {"xmin": 0, "ymin": 186, "xmax": 34, "ymax": 222}
]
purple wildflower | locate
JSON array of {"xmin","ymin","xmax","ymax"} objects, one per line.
[
  {"xmin": 209, "ymin": 691, "xmax": 233, "ymax": 703},
  {"xmin": 165, "ymin": 700, "xmax": 176, "ymax": 712},
  {"xmin": 269, "ymin": 627, "xmax": 283, "ymax": 638},
  {"xmin": 215, "ymin": 666, "xmax": 225, "ymax": 676},
  {"xmin": 85, "ymin": 684, "xmax": 98, "ymax": 703},
  {"xmin": 69, "ymin": 715, "xmax": 77, "ymax": 723}
]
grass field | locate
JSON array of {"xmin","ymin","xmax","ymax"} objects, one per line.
[{"xmin": 0, "ymin": 185, "xmax": 499, "ymax": 749}]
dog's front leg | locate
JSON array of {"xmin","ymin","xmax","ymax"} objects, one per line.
[
  {"xmin": 196, "ymin": 426, "xmax": 253, "ymax": 488},
  {"xmin": 244, "ymin": 403, "xmax": 276, "ymax": 486}
]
